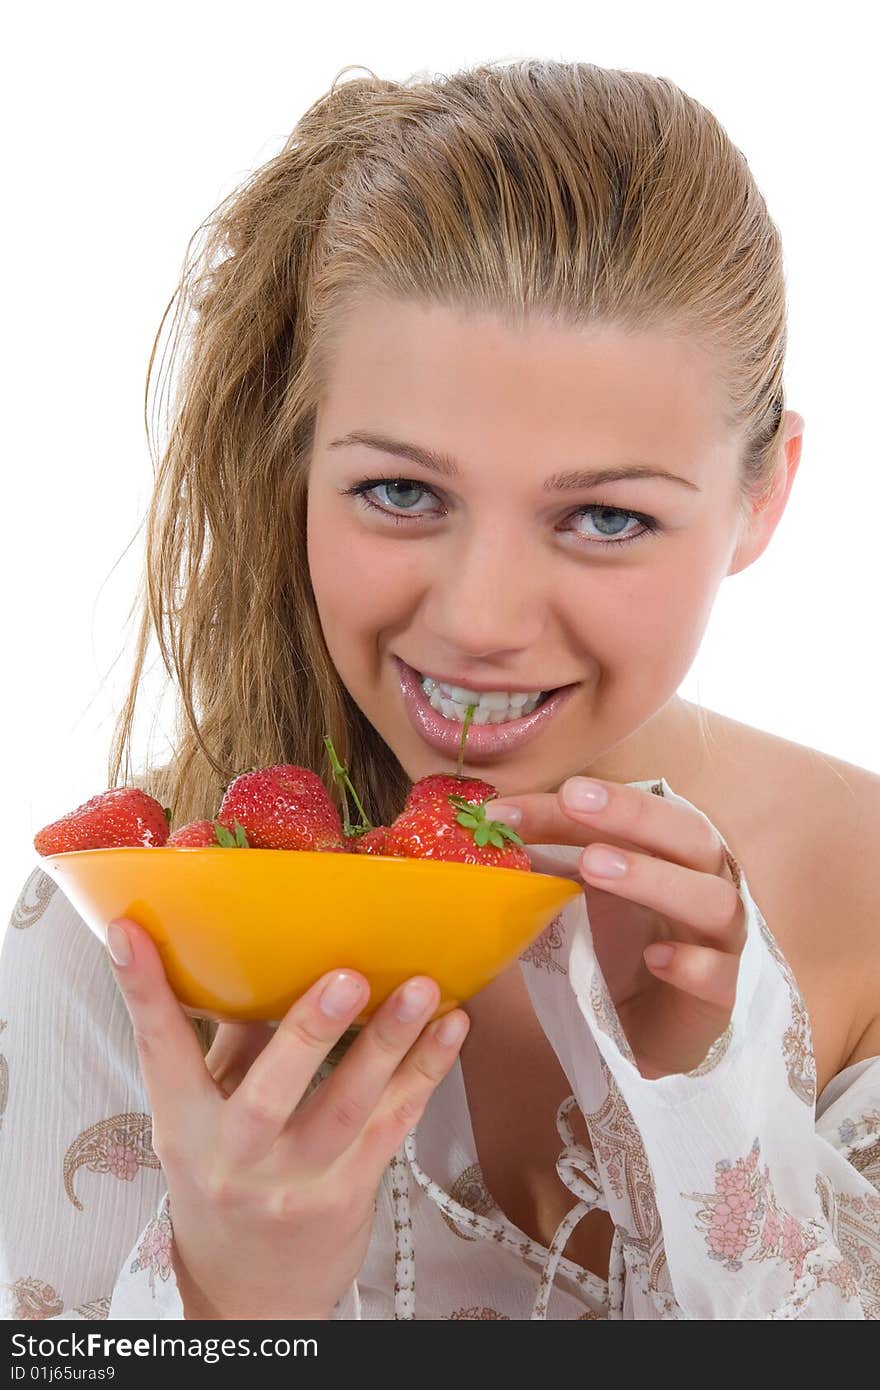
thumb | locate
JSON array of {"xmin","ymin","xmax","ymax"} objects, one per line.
[{"xmin": 105, "ymin": 917, "xmax": 215, "ymax": 1123}]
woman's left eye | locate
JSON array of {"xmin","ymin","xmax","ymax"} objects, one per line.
[{"xmin": 341, "ymin": 477, "xmax": 660, "ymax": 549}]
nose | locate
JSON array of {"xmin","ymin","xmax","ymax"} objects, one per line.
[{"xmin": 420, "ymin": 524, "xmax": 547, "ymax": 657}]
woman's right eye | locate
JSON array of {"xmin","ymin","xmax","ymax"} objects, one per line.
[{"xmin": 342, "ymin": 478, "xmax": 442, "ymax": 522}]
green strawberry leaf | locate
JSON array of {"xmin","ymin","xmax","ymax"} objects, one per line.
[
  {"xmin": 496, "ymin": 821, "xmax": 525, "ymax": 845},
  {"xmin": 212, "ymin": 819, "xmax": 250, "ymax": 848},
  {"xmin": 448, "ymin": 794, "xmax": 525, "ymax": 850},
  {"xmin": 163, "ymin": 806, "xmax": 173, "ymax": 825}
]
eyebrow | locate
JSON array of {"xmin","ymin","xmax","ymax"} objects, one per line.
[{"xmin": 327, "ymin": 430, "xmax": 701, "ymax": 493}]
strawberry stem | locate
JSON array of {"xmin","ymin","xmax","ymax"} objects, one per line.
[
  {"xmin": 456, "ymin": 703, "xmax": 477, "ymax": 777},
  {"xmin": 323, "ymin": 735, "xmax": 373, "ymax": 836},
  {"xmin": 447, "ymin": 793, "xmax": 526, "ymax": 848}
]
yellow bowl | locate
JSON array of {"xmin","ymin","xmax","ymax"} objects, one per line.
[{"xmin": 39, "ymin": 848, "xmax": 582, "ymax": 1024}]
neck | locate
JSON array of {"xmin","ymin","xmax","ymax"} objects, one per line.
[{"xmin": 577, "ymin": 696, "xmax": 722, "ymax": 794}]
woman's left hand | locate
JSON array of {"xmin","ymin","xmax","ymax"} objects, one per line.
[{"xmin": 484, "ymin": 778, "xmax": 746, "ymax": 1080}]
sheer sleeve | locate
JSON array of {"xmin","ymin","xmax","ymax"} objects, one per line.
[
  {"xmin": 520, "ymin": 779, "xmax": 880, "ymax": 1320},
  {"xmin": 0, "ymin": 867, "xmax": 184, "ymax": 1319}
]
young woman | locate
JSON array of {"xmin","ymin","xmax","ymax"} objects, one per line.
[{"xmin": 2, "ymin": 59, "xmax": 878, "ymax": 1322}]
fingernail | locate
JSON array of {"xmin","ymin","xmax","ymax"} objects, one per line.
[
  {"xmin": 582, "ymin": 845, "xmax": 628, "ymax": 877},
  {"xmin": 644, "ymin": 943, "xmax": 675, "ymax": 969},
  {"xmin": 106, "ymin": 921, "xmax": 132, "ymax": 967},
  {"xmin": 395, "ymin": 978, "xmax": 435, "ymax": 1023},
  {"xmin": 483, "ymin": 802, "xmax": 522, "ymax": 827},
  {"xmin": 434, "ymin": 1012, "xmax": 468, "ymax": 1047},
  {"xmin": 319, "ymin": 972, "xmax": 366, "ymax": 1018},
  {"xmin": 563, "ymin": 778, "xmax": 608, "ymax": 813}
]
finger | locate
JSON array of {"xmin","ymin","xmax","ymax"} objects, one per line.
[
  {"xmin": 105, "ymin": 918, "xmax": 218, "ymax": 1153},
  {"xmin": 486, "ymin": 780, "xmax": 731, "ymax": 879},
  {"xmin": 643, "ymin": 939, "xmax": 741, "ymax": 1010},
  {"xmin": 580, "ymin": 845, "xmax": 746, "ymax": 951},
  {"xmin": 293, "ymin": 976, "xmax": 442, "ymax": 1167},
  {"xmin": 205, "ymin": 1020, "xmax": 278, "ymax": 1098},
  {"xmin": 221, "ymin": 969, "xmax": 371, "ymax": 1167},
  {"xmin": 356, "ymin": 1009, "xmax": 471, "ymax": 1188}
]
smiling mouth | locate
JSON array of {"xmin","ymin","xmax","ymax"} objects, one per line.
[
  {"xmin": 394, "ymin": 656, "xmax": 579, "ymax": 759},
  {"xmin": 399, "ymin": 658, "xmax": 570, "ymax": 725}
]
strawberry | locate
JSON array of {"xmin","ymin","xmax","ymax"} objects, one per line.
[
  {"xmin": 33, "ymin": 788, "xmax": 173, "ymax": 855},
  {"xmin": 167, "ymin": 819, "xmax": 250, "ymax": 848},
  {"xmin": 404, "ymin": 773, "xmax": 499, "ymax": 811},
  {"xmin": 350, "ymin": 825, "xmax": 393, "ymax": 855},
  {"xmin": 384, "ymin": 790, "xmax": 531, "ymax": 871},
  {"xmin": 216, "ymin": 764, "xmax": 346, "ymax": 851}
]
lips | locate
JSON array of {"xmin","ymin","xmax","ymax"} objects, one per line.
[{"xmin": 394, "ymin": 656, "xmax": 577, "ymax": 761}]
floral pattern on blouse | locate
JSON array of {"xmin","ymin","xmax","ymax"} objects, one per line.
[
  {"xmin": 129, "ymin": 1197, "xmax": 173, "ymax": 1297},
  {"xmin": 445, "ymin": 1306, "xmax": 510, "ymax": 1319},
  {"xmin": 581, "ymin": 1055, "xmax": 668, "ymax": 1294},
  {"xmin": 72, "ymin": 1297, "xmax": 111, "ymax": 1320},
  {"xmin": 519, "ymin": 913, "xmax": 567, "ymax": 975},
  {"xmin": 10, "ymin": 869, "xmax": 57, "ymax": 930},
  {"xmin": 837, "ymin": 1111, "xmax": 880, "ymax": 1175},
  {"xmin": 685, "ymin": 1138, "xmax": 828, "ymax": 1281},
  {"xmin": 441, "ymin": 1163, "xmax": 500, "ymax": 1240},
  {"xmin": 756, "ymin": 911, "xmax": 816, "ymax": 1107},
  {"xmin": 3, "ymin": 1277, "xmax": 64, "ymax": 1320},
  {"xmin": 63, "ymin": 1114, "xmax": 161, "ymax": 1212}
]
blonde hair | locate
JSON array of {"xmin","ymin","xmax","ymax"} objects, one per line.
[{"xmin": 106, "ymin": 59, "xmax": 788, "ymax": 1056}]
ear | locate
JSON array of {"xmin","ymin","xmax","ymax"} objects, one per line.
[{"xmin": 727, "ymin": 411, "xmax": 805, "ymax": 576}]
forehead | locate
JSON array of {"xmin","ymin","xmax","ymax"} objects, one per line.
[{"xmin": 316, "ymin": 296, "xmax": 735, "ymax": 472}]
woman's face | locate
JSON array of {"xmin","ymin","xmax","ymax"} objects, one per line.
[{"xmin": 307, "ymin": 296, "xmax": 795, "ymax": 795}]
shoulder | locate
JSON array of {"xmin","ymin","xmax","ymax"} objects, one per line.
[
  {"xmin": 698, "ymin": 706, "xmax": 880, "ymax": 846},
  {"xmin": 1, "ymin": 864, "xmax": 115, "ymax": 1002},
  {"xmin": 814, "ymin": 756, "xmax": 880, "ymax": 1069},
  {"xmin": 705, "ymin": 713, "xmax": 880, "ymax": 1070}
]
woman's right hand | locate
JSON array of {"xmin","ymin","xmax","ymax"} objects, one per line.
[{"xmin": 105, "ymin": 917, "xmax": 470, "ymax": 1320}]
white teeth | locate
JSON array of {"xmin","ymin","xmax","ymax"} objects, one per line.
[
  {"xmin": 415, "ymin": 669, "xmax": 553, "ymax": 725},
  {"xmin": 477, "ymin": 691, "xmax": 515, "ymax": 711},
  {"xmin": 425, "ymin": 684, "xmax": 546, "ymax": 724},
  {"xmin": 445, "ymin": 684, "xmax": 474, "ymax": 705}
]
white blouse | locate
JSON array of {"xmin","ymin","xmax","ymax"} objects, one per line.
[{"xmin": 1, "ymin": 778, "xmax": 878, "ymax": 1321}]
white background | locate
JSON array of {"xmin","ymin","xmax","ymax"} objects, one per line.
[{"xmin": 2, "ymin": 1, "xmax": 877, "ymax": 938}]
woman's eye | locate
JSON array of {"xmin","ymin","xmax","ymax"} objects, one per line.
[
  {"xmin": 369, "ymin": 480, "xmax": 436, "ymax": 513},
  {"xmin": 343, "ymin": 477, "xmax": 659, "ymax": 549},
  {"xmin": 570, "ymin": 505, "xmax": 654, "ymax": 545}
]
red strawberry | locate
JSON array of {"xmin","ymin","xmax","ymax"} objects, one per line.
[
  {"xmin": 216, "ymin": 764, "xmax": 346, "ymax": 851},
  {"xmin": 384, "ymin": 791, "xmax": 531, "ymax": 871},
  {"xmin": 350, "ymin": 825, "xmax": 393, "ymax": 855},
  {"xmin": 167, "ymin": 819, "xmax": 250, "ymax": 848},
  {"xmin": 404, "ymin": 773, "xmax": 499, "ymax": 811},
  {"xmin": 33, "ymin": 788, "xmax": 173, "ymax": 855}
]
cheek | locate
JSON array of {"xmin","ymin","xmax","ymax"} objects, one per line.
[
  {"xmin": 567, "ymin": 536, "xmax": 725, "ymax": 670},
  {"xmin": 307, "ymin": 503, "xmax": 422, "ymax": 635}
]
